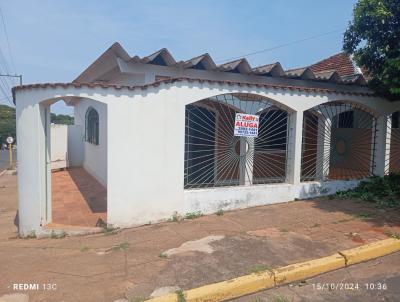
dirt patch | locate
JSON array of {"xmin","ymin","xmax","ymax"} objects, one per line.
[{"xmin": 247, "ymin": 227, "xmax": 282, "ymax": 238}]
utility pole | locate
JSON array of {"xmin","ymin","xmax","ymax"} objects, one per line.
[{"xmin": 0, "ymin": 75, "xmax": 21, "ymax": 168}]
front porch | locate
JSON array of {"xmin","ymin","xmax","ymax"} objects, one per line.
[{"xmin": 49, "ymin": 167, "xmax": 107, "ymax": 228}]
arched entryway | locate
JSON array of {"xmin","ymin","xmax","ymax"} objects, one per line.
[
  {"xmin": 301, "ymin": 101, "xmax": 378, "ymax": 181},
  {"xmin": 43, "ymin": 97, "xmax": 107, "ymax": 228}
]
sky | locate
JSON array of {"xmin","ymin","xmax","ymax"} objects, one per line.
[{"xmin": 0, "ymin": 0, "xmax": 358, "ymax": 114}]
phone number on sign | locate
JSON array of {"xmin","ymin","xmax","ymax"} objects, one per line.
[{"xmin": 312, "ymin": 282, "xmax": 387, "ymax": 291}]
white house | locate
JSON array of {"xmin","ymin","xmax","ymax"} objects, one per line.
[{"xmin": 13, "ymin": 43, "xmax": 400, "ymax": 236}]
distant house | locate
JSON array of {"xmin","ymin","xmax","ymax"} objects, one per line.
[{"xmin": 13, "ymin": 43, "xmax": 400, "ymax": 236}]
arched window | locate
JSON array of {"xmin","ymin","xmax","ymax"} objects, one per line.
[{"xmin": 85, "ymin": 107, "xmax": 99, "ymax": 145}]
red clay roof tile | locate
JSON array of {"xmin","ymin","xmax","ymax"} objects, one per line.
[{"xmin": 310, "ymin": 52, "xmax": 357, "ymax": 77}]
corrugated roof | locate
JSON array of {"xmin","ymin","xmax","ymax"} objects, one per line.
[
  {"xmin": 183, "ymin": 53, "xmax": 216, "ymax": 70},
  {"xmin": 252, "ymin": 63, "xmax": 284, "ymax": 76},
  {"xmin": 217, "ymin": 58, "xmax": 251, "ymax": 73},
  {"xmin": 74, "ymin": 44, "xmax": 368, "ymax": 87}
]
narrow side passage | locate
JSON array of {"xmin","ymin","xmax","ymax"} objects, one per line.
[{"xmin": 50, "ymin": 167, "xmax": 107, "ymax": 227}]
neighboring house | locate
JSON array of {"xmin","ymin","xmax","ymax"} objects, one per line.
[{"xmin": 13, "ymin": 43, "xmax": 400, "ymax": 236}]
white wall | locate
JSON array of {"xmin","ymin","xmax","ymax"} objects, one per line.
[
  {"xmin": 105, "ymin": 83, "xmax": 396, "ymax": 227},
  {"xmin": 50, "ymin": 124, "xmax": 68, "ymax": 169},
  {"xmin": 14, "ymin": 81, "xmax": 400, "ymax": 235},
  {"xmin": 74, "ymin": 99, "xmax": 108, "ymax": 187},
  {"xmin": 184, "ymin": 180, "xmax": 360, "ymax": 214},
  {"xmin": 50, "ymin": 124, "xmax": 84, "ymax": 169}
]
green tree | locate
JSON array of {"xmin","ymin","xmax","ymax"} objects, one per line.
[
  {"xmin": 343, "ymin": 0, "xmax": 400, "ymax": 100},
  {"xmin": 0, "ymin": 105, "xmax": 16, "ymax": 143},
  {"xmin": 50, "ymin": 113, "xmax": 74, "ymax": 125},
  {"xmin": 0, "ymin": 105, "xmax": 74, "ymax": 144}
]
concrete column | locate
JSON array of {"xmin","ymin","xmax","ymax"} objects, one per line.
[
  {"xmin": 45, "ymin": 106, "xmax": 52, "ymax": 223},
  {"xmin": 239, "ymin": 137, "xmax": 254, "ymax": 185},
  {"xmin": 316, "ymin": 117, "xmax": 331, "ymax": 180},
  {"xmin": 16, "ymin": 100, "xmax": 49, "ymax": 236},
  {"xmin": 373, "ymin": 115, "xmax": 391, "ymax": 176},
  {"xmin": 287, "ymin": 111, "xmax": 304, "ymax": 184}
]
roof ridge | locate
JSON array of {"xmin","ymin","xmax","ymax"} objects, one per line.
[{"xmin": 13, "ymin": 77, "xmax": 375, "ymax": 104}]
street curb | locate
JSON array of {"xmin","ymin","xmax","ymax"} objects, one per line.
[
  {"xmin": 273, "ymin": 253, "xmax": 345, "ymax": 286},
  {"xmin": 339, "ymin": 238, "xmax": 400, "ymax": 266},
  {"xmin": 145, "ymin": 238, "xmax": 400, "ymax": 302}
]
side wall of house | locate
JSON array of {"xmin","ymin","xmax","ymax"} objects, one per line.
[
  {"xmin": 74, "ymin": 99, "xmax": 108, "ymax": 187},
  {"xmin": 50, "ymin": 124, "xmax": 84, "ymax": 169}
]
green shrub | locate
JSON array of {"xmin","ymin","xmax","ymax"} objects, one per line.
[
  {"xmin": 184, "ymin": 211, "xmax": 203, "ymax": 219},
  {"xmin": 336, "ymin": 174, "xmax": 400, "ymax": 208}
]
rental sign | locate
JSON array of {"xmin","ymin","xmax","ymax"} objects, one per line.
[{"xmin": 234, "ymin": 113, "xmax": 259, "ymax": 137}]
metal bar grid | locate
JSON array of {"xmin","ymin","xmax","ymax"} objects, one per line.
[
  {"xmin": 301, "ymin": 101, "xmax": 378, "ymax": 182},
  {"xmin": 387, "ymin": 111, "xmax": 400, "ymax": 173},
  {"xmin": 184, "ymin": 93, "xmax": 290, "ymax": 189}
]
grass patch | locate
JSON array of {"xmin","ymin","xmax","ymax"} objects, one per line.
[
  {"xmin": 102, "ymin": 226, "xmax": 119, "ymax": 235},
  {"xmin": 184, "ymin": 211, "xmax": 203, "ymax": 220},
  {"xmin": 168, "ymin": 212, "xmax": 182, "ymax": 222},
  {"xmin": 248, "ymin": 264, "xmax": 272, "ymax": 274},
  {"xmin": 385, "ymin": 230, "xmax": 400, "ymax": 239},
  {"xmin": 274, "ymin": 295, "xmax": 292, "ymax": 302},
  {"xmin": 159, "ymin": 252, "xmax": 168, "ymax": 258},
  {"xmin": 50, "ymin": 230, "xmax": 66, "ymax": 239},
  {"xmin": 311, "ymin": 223, "xmax": 321, "ymax": 228},
  {"xmin": 80, "ymin": 246, "xmax": 89, "ymax": 252},
  {"xmin": 97, "ymin": 219, "xmax": 119, "ymax": 235},
  {"xmin": 336, "ymin": 174, "xmax": 400, "ymax": 208},
  {"xmin": 356, "ymin": 212, "xmax": 375, "ymax": 219},
  {"xmin": 279, "ymin": 228, "xmax": 289, "ymax": 233},
  {"xmin": 337, "ymin": 218, "xmax": 353, "ymax": 223},
  {"xmin": 25, "ymin": 231, "xmax": 36, "ymax": 239},
  {"xmin": 175, "ymin": 289, "xmax": 186, "ymax": 302},
  {"xmin": 112, "ymin": 242, "xmax": 130, "ymax": 251},
  {"xmin": 216, "ymin": 209, "xmax": 224, "ymax": 216}
]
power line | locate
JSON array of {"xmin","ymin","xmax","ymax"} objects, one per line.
[
  {"xmin": 0, "ymin": 5, "xmax": 17, "ymax": 103},
  {"xmin": 0, "ymin": 7, "xmax": 16, "ymax": 74},
  {"xmin": 0, "ymin": 81, "xmax": 12, "ymax": 106},
  {"xmin": 0, "ymin": 74, "xmax": 21, "ymax": 106},
  {"xmin": 0, "ymin": 94, "xmax": 11, "ymax": 101},
  {"xmin": 216, "ymin": 28, "xmax": 344, "ymax": 63}
]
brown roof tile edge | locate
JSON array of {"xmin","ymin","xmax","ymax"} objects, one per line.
[{"xmin": 12, "ymin": 77, "xmax": 375, "ymax": 103}]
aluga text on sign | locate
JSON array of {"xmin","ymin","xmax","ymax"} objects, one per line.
[{"xmin": 234, "ymin": 113, "xmax": 260, "ymax": 137}]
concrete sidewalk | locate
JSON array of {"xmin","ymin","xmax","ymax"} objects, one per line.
[{"xmin": 0, "ymin": 174, "xmax": 399, "ymax": 302}]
